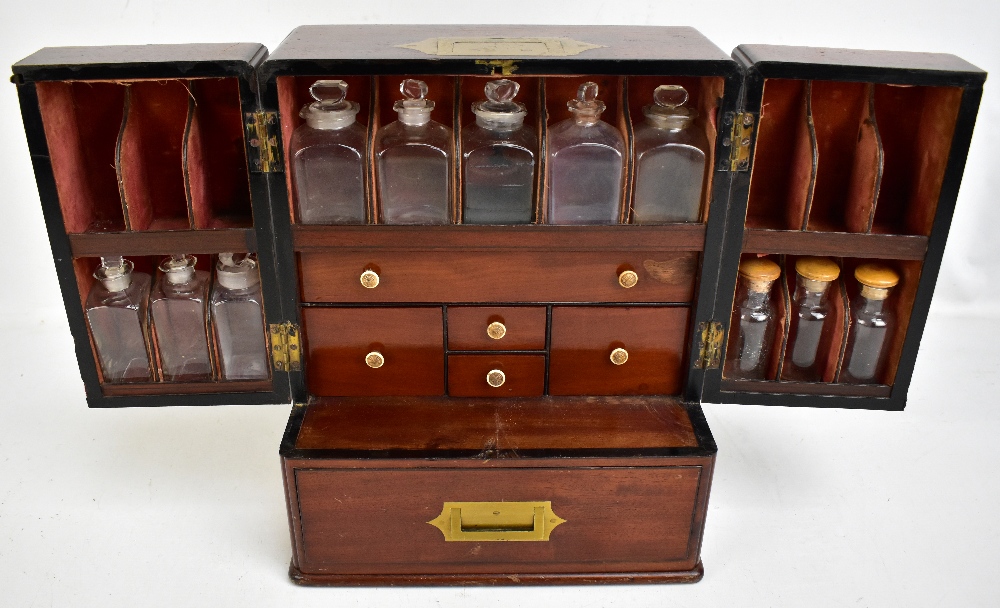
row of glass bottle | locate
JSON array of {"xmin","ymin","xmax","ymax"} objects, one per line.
[
  {"xmin": 85, "ymin": 254, "xmax": 269, "ymax": 384},
  {"xmin": 726, "ymin": 257, "xmax": 901, "ymax": 384},
  {"xmin": 291, "ymin": 78, "xmax": 708, "ymax": 225}
]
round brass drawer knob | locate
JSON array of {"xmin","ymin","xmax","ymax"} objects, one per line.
[
  {"xmin": 365, "ymin": 351, "xmax": 385, "ymax": 369},
  {"xmin": 486, "ymin": 369, "xmax": 506, "ymax": 388},
  {"xmin": 487, "ymin": 321, "xmax": 507, "ymax": 340},
  {"xmin": 360, "ymin": 269, "xmax": 380, "ymax": 289},
  {"xmin": 610, "ymin": 347, "xmax": 629, "ymax": 366},
  {"xmin": 618, "ymin": 270, "xmax": 638, "ymax": 289}
]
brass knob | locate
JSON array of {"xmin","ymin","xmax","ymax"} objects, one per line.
[
  {"xmin": 365, "ymin": 351, "xmax": 384, "ymax": 369},
  {"xmin": 487, "ymin": 321, "xmax": 507, "ymax": 340},
  {"xmin": 486, "ymin": 369, "xmax": 506, "ymax": 387},
  {"xmin": 610, "ymin": 347, "xmax": 629, "ymax": 366},
  {"xmin": 360, "ymin": 269, "xmax": 380, "ymax": 289},
  {"xmin": 618, "ymin": 270, "xmax": 638, "ymax": 289}
]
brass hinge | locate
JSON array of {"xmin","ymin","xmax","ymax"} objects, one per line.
[
  {"xmin": 720, "ymin": 112, "xmax": 755, "ymax": 172},
  {"xmin": 245, "ymin": 111, "xmax": 283, "ymax": 173},
  {"xmin": 269, "ymin": 322, "xmax": 301, "ymax": 372},
  {"xmin": 695, "ymin": 321, "xmax": 724, "ymax": 369}
]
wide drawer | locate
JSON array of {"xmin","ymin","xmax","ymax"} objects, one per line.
[{"xmin": 298, "ymin": 250, "xmax": 699, "ymax": 303}]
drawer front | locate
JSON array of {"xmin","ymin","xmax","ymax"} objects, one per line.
[
  {"xmin": 299, "ymin": 251, "xmax": 698, "ymax": 303},
  {"xmin": 549, "ymin": 307, "xmax": 690, "ymax": 396},
  {"xmin": 447, "ymin": 306, "xmax": 547, "ymax": 351},
  {"xmin": 447, "ymin": 354, "xmax": 545, "ymax": 397},
  {"xmin": 292, "ymin": 465, "xmax": 705, "ymax": 575},
  {"xmin": 301, "ymin": 307, "xmax": 444, "ymax": 396}
]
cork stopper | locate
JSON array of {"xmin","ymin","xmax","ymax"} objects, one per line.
[
  {"xmin": 739, "ymin": 258, "xmax": 781, "ymax": 293},
  {"xmin": 795, "ymin": 256, "xmax": 840, "ymax": 292},
  {"xmin": 855, "ymin": 263, "xmax": 899, "ymax": 300}
]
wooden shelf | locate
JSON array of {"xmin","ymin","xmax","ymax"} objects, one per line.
[
  {"xmin": 742, "ymin": 228, "xmax": 927, "ymax": 260},
  {"xmin": 68, "ymin": 228, "xmax": 257, "ymax": 257},
  {"xmin": 720, "ymin": 378, "xmax": 891, "ymax": 398},
  {"xmin": 101, "ymin": 379, "xmax": 272, "ymax": 397}
]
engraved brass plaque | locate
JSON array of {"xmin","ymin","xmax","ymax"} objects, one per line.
[
  {"xmin": 428, "ymin": 501, "xmax": 566, "ymax": 541},
  {"xmin": 398, "ymin": 37, "xmax": 605, "ymax": 57}
]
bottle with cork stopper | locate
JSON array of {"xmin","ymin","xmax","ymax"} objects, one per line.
[
  {"xmin": 149, "ymin": 254, "xmax": 212, "ymax": 382},
  {"xmin": 725, "ymin": 257, "xmax": 781, "ymax": 380},
  {"xmin": 784, "ymin": 257, "xmax": 841, "ymax": 382},
  {"xmin": 85, "ymin": 256, "xmax": 153, "ymax": 383},
  {"xmin": 210, "ymin": 253, "xmax": 269, "ymax": 381},
  {"xmin": 841, "ymin": 263, "xmax": 900, "ymax": 384}
]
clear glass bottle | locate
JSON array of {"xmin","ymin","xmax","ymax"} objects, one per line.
[
  {"xmin": 376, "ymin": 79, "xmax": 453, "ymax": 224},
  {"xmin": 546, "ymin": 82, "xmax": 626, "ymax": 224},
  {"xmin": 461, "ymin": 79, "xmax": 538, "ymax": 224},
  {"xmin": 85, "ymin": 256, "xmax": 153, "ymax": 383},
  {"xmin": 210, "ymin": 253, "xmax": 269, "ymax": 381},
  {"xmin": 783, "ymin": 257, "xmax": 841, "ymax": 382},
  {"xmin": 725, "ymin": 258, "xmax": 781, "ymax": 380},
  {"xmin": 632, "ymin": 85, "xmax": 709, "ymax": 223},
  {"xmin": 289, "ymin": 80, "xmax": 367, "ymax": 224},
  {"xmin": 841, "ymin": 264, "xmax": 899, "ymax": 384},
  {"xmin": 150, "ymin": 254, "xmax": 212, "ymax": 382}
]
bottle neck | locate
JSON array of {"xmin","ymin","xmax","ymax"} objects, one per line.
[
  {"xmin": 743, "ymin": 288, "xmax": 771, "ymax": 310},
  {"xmin": 857, "ymin": 296, "xmax": 885, "ymax": 316},
  {"xmin": 793, "ymin": 280, "xmax": 829, "ymax": 307}
]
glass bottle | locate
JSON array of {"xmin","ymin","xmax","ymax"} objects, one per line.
[
  {"xmin": 85, "ymin": 256, "xmax": 152, "ymax": 383},
  {"xmin": 290, "ymin": 80, "xmax": 367, "ymax": 224},
  {"xmin": 150, "ymin": 254, "xmax": 212, "ymax": 382},
  {"xmin": 376, "ymin": 79, "xmax": 453, "ymax": 224},
  {"xmin": 783, "ymin": 257, "xmax": 841, "ymax": 382},
  {"xmin": 461, "ymin": 79, "xmax": 538, "ymax": 224},
  {"xmin": 210, "ymin": 253, "xmax": 269, "ymax": 381},
  {"xmin": 725, "ymin": 258, "xmax": 781, "ymax": 380},
  {"xmin": 841, "ymin": 263, "xmax": 899, "ymax": 384},
  {"xmin": 546, "ymin": 82, "xmax": 625, "ymax": 225},
  {"xmin": 632, "ymin": 85, "xmax": 709, "ymax": 223}
]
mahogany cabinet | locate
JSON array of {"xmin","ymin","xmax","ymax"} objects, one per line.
[{"xmin": 12, "ymin": 25, "xmax": 985, "ymax": 585}]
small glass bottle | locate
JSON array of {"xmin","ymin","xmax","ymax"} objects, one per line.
[
  {"xmin": 783, "ymin": 257, "xmax": 841, "ymax": 382},
  {"xmin": 290, "ymin": 80, "xmax": 367, "ymax": 224},
  {"xmin": 632, "ymin": 85, "xmax": 709, "ymax": 223},
  {"xmin": 462, "ymin": 79, "xmax": 538, "ymax": 224},
  {"xmin": 376, "ymin": 79, "xmax": 453, "ymax": 224},
  {"xmin": 85, "ymin": 256, "xmax": 153, "ymax": 383},
  {"xmin": 210, "ymin": 253, "xmax": 269, "ymax": 381},
  {"xmin": 150, "ymin": 254, "xmax": 212, "ymax": 382},
  {"xmin": 546, "ymin": 82, "xmax": 626, "ymax": 225},
  {"xmin": 725, "ymin": 258, "xmax": 781, "ymax": 380},
  {"xmin": 841, "ymin": 264, "xmax": 899, "ymax": 384}
]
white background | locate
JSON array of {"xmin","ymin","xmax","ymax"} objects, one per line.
[{"xmin": 1, "ymin": 1, "xmax": 998, "ymax": 606}]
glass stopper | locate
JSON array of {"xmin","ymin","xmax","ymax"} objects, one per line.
[
  {"xmin": 309, "ymin": 80, "xmax": 348, "ymax": 103},
  {"xmin": 485, "ymin": 79, "xmax": 519, "ymax": 103},
  {"xmin": 400, "ymin": 79, "xmax": 428, "ymax": 100},
  {"xmin": 100, "ymin": 256, "xmax": 126, "ymax": 276},
  {"xmin": 654, "ymin": 85, "xmax": 689, "ymax": 108},
  {"xmin": 577, "ymin": 82, "xmax": 598, "ymax": 103},
  {"xmin": 567, "ymin": 81, "xmax": 605, "ymax": 120},
  {"xmin": 96, "ymin": 256, "xmax": 133, "ymax": 292}
]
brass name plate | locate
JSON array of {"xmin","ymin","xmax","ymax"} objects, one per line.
[
  {"xmin": 398, "ymin": 37, "xmax": 605, "ymax": 57},
  {"xmin": 428, "ymin": 501, "xmax": 566, "ymax": 541}
]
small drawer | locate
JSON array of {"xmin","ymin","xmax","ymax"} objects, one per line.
[
  {"xmin": 301, "ymin": 307, "xmax": 444, "ymax": 396},
  {"xmin": 549, "ymin": 306, "xmax": 690, "ymax": 396},
  {"xmin": 447, "ymin": 307, "xmax": 547, "ymax": 351},
  {"xmin": 447, "ymin": 354, "xmax": 545, "ymax": 397}
]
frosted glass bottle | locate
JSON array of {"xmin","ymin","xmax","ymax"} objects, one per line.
[
  {"xmin": 210, "ymin": 253, "xmax": 269, "ymax": 381},
  {"xmin": 461, "ymin": 79, "xmax": 537, "ymax": 224},
  {"xmin": 290, "ymin": 80, "xmax": 367, "ymax": 224},
  {"xmin": 85, "ymin": 256, "xmax": 153, "ymax": 383},
  {"xmin": 150, "ymin": 254, "xmax": 212, "ymax": 382},
  {"xmin": 375, "ymin": 79, "xmax": 452, "ymax": 224},
  {"xmin": 783, "ymin": 257, "xmax": 840, "ymax": 382},
  {"xmin": 546, "ymin": 82, "xmax": 625, "ymax": 224},
  {"xmin": 725, "ymin": 258, "xmax": 781, "ymax": 380},
  {"xmin": 632, "ymin": 85, "xmax": 709, "ymax": 223},
  {"xmin": 841, "ymin": 264, "xmax": 899, "ymax": 384}
]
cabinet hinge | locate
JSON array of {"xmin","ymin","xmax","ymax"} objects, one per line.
[
  {"xmin": 696, "ymin": 321, "xmax": 724, "ymax": 369},
  {"xmin": 269, "ymin": 322, "xmax": 301, "ymax": 372},
  {"xmin": 245, "ymin": 111, "xmax": 283, "ymax": 173},
  {"xmin": 720, "ymin": 112, "xmax": 755, "ymax": 172}
]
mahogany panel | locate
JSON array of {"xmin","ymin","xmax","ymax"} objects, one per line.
[
  {"xmin": 549, "ymin": 307, "xmax": 689, "ymax": 396},
  {"xmin": 742, "ymin": 229, "xmax": 928, "ymax": 260},
  {"xmin": 301, "ymin": 307, "xmax": 444, "ymax": 396},
  {"xmin": 447, "ymin": 306, "xmax": 547, "ymax": 351},
  {"xmin": 69, "ymin": 228, "xmax": 255, "ymax": 257},
  {"xmin": 447, "ymin": 355, "xmax": 545, "ymax": 397},
  {"xmin": 299, "ymin": 250, "xmax": 699, "ymax": 303},
  {"xmin": 288, "ymin": 565, "xmax": 704, "ymax": 586}
]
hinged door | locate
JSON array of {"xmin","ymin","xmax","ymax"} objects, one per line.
[
  {"xmin": 702, "ymin": 44, "xmax": 986, "ymax": 410},
  {"xmin": 12, "ymin": 43, "xmax": 294, "ymax": 407}
]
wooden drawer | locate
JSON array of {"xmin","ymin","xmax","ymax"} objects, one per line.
[
  {"xmin": 447, "ymin": 306, "xmax": 547, "ymax": 351},
  {"xmin": 298, "ymin": 250, "xmax": 698, "ymax": 303},
  {"xmin": 301, "ymin": 307, "xmax": 444, "ymax": 396},
  {"xmin": 549, "ymin": 307, "xmax": 690, "ymax": 396},
  {"xmin": 448, "ymin": 354, "xmax": 546, "ymax": 397}
]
